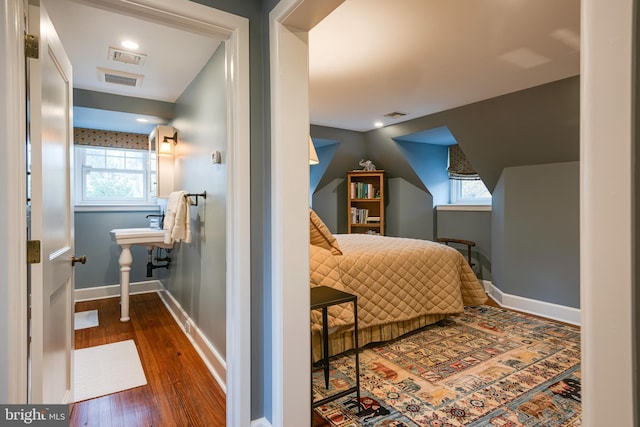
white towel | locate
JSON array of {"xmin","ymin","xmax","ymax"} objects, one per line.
[{"xmin": 163, "ymin": 191, "xmax": 192, "ymax": 244}]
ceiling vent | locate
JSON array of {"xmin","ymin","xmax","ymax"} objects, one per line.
[
  {"xmin": 384, "ymin": 111, "xmax": 407, "ymax": 119},
  {"xmin": 108, "ymin": 47, "xmax": 147, "ymax": 66},
  {"xmin": 97, "ymin": 67, "xmax": 144, "ymax": 88}
]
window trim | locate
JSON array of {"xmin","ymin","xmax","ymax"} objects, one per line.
[
  {"xmin": 74, "ymin": 204, "xmax": 160, "ymax": 213},
  {"xmin": 436, "ymin": 204, "xmax": 492, "ymax": 212}
]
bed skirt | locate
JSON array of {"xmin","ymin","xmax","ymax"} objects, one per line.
[{"xmin": 311, "ymin": 313, "xmax": 450, "ymax": 362}]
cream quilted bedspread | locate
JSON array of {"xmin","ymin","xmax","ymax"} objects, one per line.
[{"xmin": 310, "ymin": 234, "xmax": 487, "ymax": 333}]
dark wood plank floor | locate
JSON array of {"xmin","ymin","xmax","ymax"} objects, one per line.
[{"xmin": 70, "ymin": 292, "xmax": 225, "ymax": 427}]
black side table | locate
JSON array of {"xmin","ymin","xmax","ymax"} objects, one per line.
[{"xmin": 310, "ymin": 286, "xmax": 360, "ymax": 415}]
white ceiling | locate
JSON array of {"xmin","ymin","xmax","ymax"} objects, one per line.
[
  {"xmin": 40, "ymin": 0, "xmax": 580, "ymax": 134},
  {"xmin": 42, "ymin": 0, "xmax": 222, "ymax": 102},
  {"xmin": 309, "ymin": 0, "xmax": 580, "ymax": 132}
]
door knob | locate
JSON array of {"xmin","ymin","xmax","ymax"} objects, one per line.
[{"xmin": 71, "ymin": 255, "xmax": 86, "ymax": 267}]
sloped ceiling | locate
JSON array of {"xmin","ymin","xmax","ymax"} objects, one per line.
[
  {"xmin": 309, "ymin": 0, "xmax": 580, "ymax": 132},
  {"xmin": 366, "ymin": 76, "xmax": 580, "ymax": 192},
  {"xmin": 312, "ymin": 76, "xmax": 579, "ymax": 194}
]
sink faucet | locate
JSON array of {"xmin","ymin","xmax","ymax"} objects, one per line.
[{"xmin": 145, "ymin": 212, "xmax": 165, "ymax": 229}]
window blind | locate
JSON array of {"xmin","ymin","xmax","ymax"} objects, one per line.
[
  {"xmin": 448, "ymin": 144, "xmax": 479, "ymax": 180},
  {"xmin": 74, "ymin": 127, "xmax": 148, "ymax": 150}
]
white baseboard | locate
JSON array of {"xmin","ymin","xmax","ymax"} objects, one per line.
[
  {"xmin": 74, "ymin": 280, "xmax": 163, "ymax": 302},
  {"xmin": 486, "ymin": 281, "xmax": 581, "ymax": 326},
  {"xmin": 157, "ymin": 289, "xmax": 227, "ymax": 393},
  {"xmin": 481, "ymin": 279, "xmax": 492, "ymax": 293},
  {"xmin": 250, "ymin": 418, "xmax": 272, "ymax": 427}
]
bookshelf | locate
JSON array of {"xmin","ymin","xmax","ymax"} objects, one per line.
[{"xmin": 347, "ymin": 170, "xmax": 385, "ymax": 235}]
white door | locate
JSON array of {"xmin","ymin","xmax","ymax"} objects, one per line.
[{"xmin": 28, "ymin": 0, "xmax": 76, "ymax": 404}]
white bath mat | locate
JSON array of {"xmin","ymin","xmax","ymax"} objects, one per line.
[
  {"xmin": 73, "ymin": 339, "xmax": 147, "ymax": 402},
  {"xmin": 74, "ymin": 310, "xmax": 99, "ymax": 330}
]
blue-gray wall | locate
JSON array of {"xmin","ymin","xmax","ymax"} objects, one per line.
[
  {"xmin": 311, "ymin": 124, "xmax": 367, "ymax": 190},
  {"xmin": 310, "ymin": 141, "xmax": 340, "ymax": 197},
  {"xmin": 492, "ymin": 162, "xmax": 580, "ymax": 308},
  {"xmin": 312, "ymin": 178, "xmax": 345, "ymax": 233},
  {"xmin": 385, "ymin": 177, "xmax": 433, "ymax": 239},
  {"xmin": 74, "ymin": 209, "xmax": 161, "ymax": 289},
  {"xmin": 166, "ymin": 43, "xmax": 228, "ymax": 355},
  {"xmin": 436, "ymin": 209, "xmax": 492, "ymax": 282},
  {"xmin": 74, "ymin": 88, "xmax": 175, "ymax": 121},
  {"xmin": 395, "ymin": 140, "xmax": 449, "ymax": 206}
]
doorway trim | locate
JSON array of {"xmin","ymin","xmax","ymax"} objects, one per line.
[
  {"xmin": 1, "ymin": 0, "xmax": 251, "ymax": 424},
  {"xmin": 580, "ymin": 0, "xmax": 636, "ymax": 424},
  {"xmin": 269, "ymin": 0, "xmax": 637, "ymax": 426},
  {"xmin": 0, "ymin": 0, "xmax": 29, "ymax": 404},
  {"xmin": 269, "ymin": 2, "xmax": 311, "ymax": 423},
  {"xmin": 269, "ymin": 0, "xmax": 343, "ymax": 424}
]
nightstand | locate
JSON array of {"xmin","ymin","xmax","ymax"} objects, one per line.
[{"xmin": 310, "ymin": 286, "xmax": 360, "ymax": 413}]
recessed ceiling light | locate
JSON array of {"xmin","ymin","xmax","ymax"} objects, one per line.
[
  {"xmin": 136, "ymin": 118, "xmax": 149, "ymax": 123},
  {"xmin": 374, "ymin": 121, "xmax": 384, "ymax": 128},
  {"xmin": 109, "ymin": 47, "xmax": 146, "ymax": 66},
  {"xmin": 121, "ymin": 40, "xmax": 139, "ymax": 50}
]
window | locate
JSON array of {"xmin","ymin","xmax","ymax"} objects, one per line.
[
  {"xmin": 446, "ymin": 143, "xmax": 491, "ymax": 205},
  {"xmin": 450, "ymin": 178, "xmax": 492, "ymax": 205},
  {"xmin": 74, "ymin": 145, "xmax": 152, "ymax": 205}
]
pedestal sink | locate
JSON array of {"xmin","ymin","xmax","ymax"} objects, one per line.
[{"xmin": 110, "ymin": 228, "xmax": 173, "ymax": 321}]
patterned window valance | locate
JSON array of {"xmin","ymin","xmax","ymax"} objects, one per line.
[
  {"xmin": 448, "ymin": 144, "xmax": 479, "ymax": 180},
  {"xmin": 74, "ymin": 127, "xmax": 149, "ymax": 150}
]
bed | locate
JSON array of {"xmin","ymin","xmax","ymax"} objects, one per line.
[{"xmin": 309, "ymin": 209, "xmax": 487, "ymax": 361}]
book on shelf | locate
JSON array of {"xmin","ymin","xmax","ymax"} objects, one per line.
[
  {"xmin": 350, "ymin": 182, "xmax": 376, "ymax": 199},
  {"xmin": 350, "ymin": 207, "xmax": 370, "ymax": 224},
  {"xmin": 366, "ymin": 216, "xmax": 380, "ymax": 223}
]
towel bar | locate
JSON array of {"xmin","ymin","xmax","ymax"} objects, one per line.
[{"xmin": 185, "ymin": 191, "xmax": 206, "ymax": 206}]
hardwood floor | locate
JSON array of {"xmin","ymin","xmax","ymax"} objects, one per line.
[{"xmin": 71, "ymin": 292, "xmax": 225, "ymax": 427}]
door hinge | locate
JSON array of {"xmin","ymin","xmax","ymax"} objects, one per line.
[
  {"xmin": 25, "ymin": 33, "xmax": 39, "ymax": 59},
  {"xmin": 27, "ymin": 240, "xmax": 41, "ymax": 264}
]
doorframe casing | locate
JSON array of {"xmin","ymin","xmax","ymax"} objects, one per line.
[
  {"xmin": 269, "ymin": 0, "xmax": 638, "ymax": 426},
  {"xmin": 1, "ymin": 0, "xmax": 251, "ymax": 424},
  {"xmin": 269, "ymin": 3, "xmax": 311, "ymax": 423},
  {"xmin": 580, "ymin": 0, "xmax": 636, "ymax": 425},
  {"xmin": 0, "ymin": 0, "xmax": 28, "ymax": 404},
  {"xmin": 268, "ymin": 0, "xmax": 343, "ymax": 424}
]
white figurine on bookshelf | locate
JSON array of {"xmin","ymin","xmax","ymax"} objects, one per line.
[{"xmin": 358, "ymin": 159, "xmax": 376, "ymax": 171}]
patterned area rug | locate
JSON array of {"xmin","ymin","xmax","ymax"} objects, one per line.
[{"xmin": 313, "ymin": 306, "xmax": 581, "ymax": 426}]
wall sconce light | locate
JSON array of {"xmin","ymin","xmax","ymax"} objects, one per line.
[
  {"xmin": 309, "ymin": 136, "xmax": 319, "ymax": 165},
  {"xmin": 160, "ymin": 131, "xmax": 178, "ymax": 155},
  {"xmin": 211, "ymin": 150, "xmax": 222, "ymax": 164}
]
